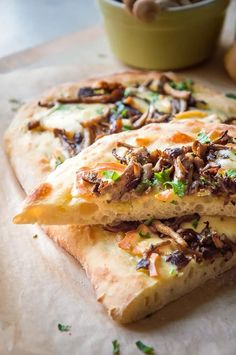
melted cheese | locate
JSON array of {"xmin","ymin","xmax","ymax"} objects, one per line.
[
  {"xmin": 216, "ymin": 150, "xmax": 236, "ymax": 170},
  {"xmin": 35, "ymin": 103, "xmax": 110, "ymax": 134}
]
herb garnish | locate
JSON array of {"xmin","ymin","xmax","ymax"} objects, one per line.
[
  {"xmin": 139, "ymin": 231, "xmax": 151, "ymax": 238},
  {"xmin": 136, "ymin": 179, "xmax": 153, "ymax": 192},
  {"xmin": 112, "ymin": 340, "xmax": 120, "ymax": 355},
  {"xmin": 165, "ymin": 180, "xmax": 186, "ymax": 197},
  {"xmin": 113, "ymin": 102, "xmax": 128, "ymax": 118},
  {"xmin": 136, "ymin": 340, "xmax": 154, "ymax": 354},
  {"xmin": 33, "ymin": 234, "xmax": 38, "ymax": 239},
  {"xmin": 102, "ymin": 170, "xmax": 120, "ymax": 182},
  {"xmin": 55, "ymin": 156, "xmax": 64, "ymax": 168},
  {"xmin": 152, "ymin": 168, "xmax": 171, "ymax": 185},
  {"xmin": 9, "ymin": 98, "xmax": 25, "ymax": 112},
  {"xmin": 226, "ymin": 169, "xmax": 236, "ymax": 178},
  {"xmin": 197, "ymin": 131, "xmax": 211, "ymax": 144},
  {"xmin": 170, "ymin": 79, "xmax": 193, "ymax": 91},
  {"xmin": 123, "ymin": 124, "xmax": 132, "ymax": 131},
  {"xmin": 58, "ymin": 323, "xmax": 71, "ymax": 332},
  {"xmin": 124, "ymin": 87, "xmax": 133, "ymax": 97},
  {"xmin": 226, "ymin": 93, "xmax": 236, "ymax": 100}
]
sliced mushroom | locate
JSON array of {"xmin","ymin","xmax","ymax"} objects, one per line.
[
  {"xmin": 163, "ymin": 82, "xmax": 191, "ymax": 100},
  {"xmin": 152, "ymin": 220, "xmax": 188, "ymax": 249}
]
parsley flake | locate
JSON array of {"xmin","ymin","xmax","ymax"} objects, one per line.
[
  {"xmin": 152, "ymin": 168, "xmax": 171, "ymax": 185},
  {"xmin": 197, "ymin": 131, "xmax": 210, "ymax": 144},
  {"xmin": 169, "ymin": 79, "xmax": 193, "ymax": 91},
  {"xmin": 226, "ymin": 93, "xmax": 236, "ymax": 100},
  {"xmin": 165, "ymin": 180, "xmax": 186, "ymax": 197},
  {"xmin": 123, "ymin": 124, "xmax": 132, "ymax": 131},
  {"xmin": 102, "ymin": 170, "xmax": 120, "ymax": 182},
  {"xmin": 55, "ymin": 156, "xmax": 64, "ymax": 168},
  {"xmin": 112, "ymin": 340, "xmax": 120, "ymax": 355},
  {"xmin": 136, "ymin": 179, "xmax": 153, "ymax": 192},
  {"xmin": 226, "ymin": 169, "xmax": 236, "ymax": 178},
  {"xmin": 136, "ymin": 340, "xmax": 154, "ymax": 354},
  {"xmin": 58, "ymin": 323, "xmax": 71, "ymax": 332},
  {"xmin": 9, "ymin": 98, "xmax": 25, "ymax": 112},
  {"xmin": 139, "ymin": 231, "xmax": 151, "ymax": 238}
]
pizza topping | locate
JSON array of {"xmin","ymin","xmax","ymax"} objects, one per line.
[
  {"xmin": 77, "ymin": 130, "xmax": 236, "ymax": 201},
  {"xmin": 27, "ymin": 120, "xmax": 41, "ymax": 130},
  {"xmin": 135, "ymin": 340, "xmax": 154, "ymax": 355},
  {"xmin": 114, "ymin": 214, "xmax": 236, "ymax": 278},
  {"xmin": 28, "ymin": 77, "xmax": 235, "ymax": 162},
  {"xmin": 165, "ymin": 251, "xmax": 190, "ymax": 270}
]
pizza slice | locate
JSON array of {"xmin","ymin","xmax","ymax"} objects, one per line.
[
  {"xmin": 43, "ymin": 214, "xmax": 236, "ymax": 323},
  {"xmin": 4, "ymin": 71, "xmax": 236, "ymax": 324},
  {"xmin": 14, "ymin": 120, "xmax": 236, "ymax": 225}
]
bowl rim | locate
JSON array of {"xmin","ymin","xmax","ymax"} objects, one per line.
[{"xmin": 102, "ymin": 0, "xmax": 224, "ymax": 12}]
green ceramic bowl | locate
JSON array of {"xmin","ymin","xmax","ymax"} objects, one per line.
[{"xmin": 98, "ymin": 0, "xmax": 229, "ymax": 70}]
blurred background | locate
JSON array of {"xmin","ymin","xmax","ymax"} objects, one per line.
[{"xmin": 0, "ymin": 0, "xmax": 99, "ymax": 57}]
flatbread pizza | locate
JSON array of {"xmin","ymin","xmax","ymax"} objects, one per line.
[
  {"xmin": 14, "ymin": 120, "xmax": 236, "ymax": 225},
  {"xmin": 4, "ymin": 71, "xmax": 236, "ymax": 323}
]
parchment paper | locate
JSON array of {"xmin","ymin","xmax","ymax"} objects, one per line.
[{"xmin": 1, "ymin": 4, "xmax": 236, "ymax": 354}]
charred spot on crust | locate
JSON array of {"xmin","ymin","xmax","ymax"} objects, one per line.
[{"xmin": 26, "ymin": 183, "xmax": 52, "ymax": 204}]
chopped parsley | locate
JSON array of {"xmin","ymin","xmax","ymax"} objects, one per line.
[
  {"xmin": 197, "ymin": 131, "xmax": 211, "ymax": 144},
  {"xmin": 136, "ymin": 179, "xmax": 153, "ymax": 192},
  {"xmin": 58, "ymin": 323, "xmax": 71, "ymax": 332},
  {"xmin": 9, "ymin": 98, "xmax": 25, "ymax": 112},
  {"xmin": 152, "ymin": 168, "xmax": 171, "ymax": 185},
  {"xmin": 136, "ymin": 340, "xmax": 154, "ymax": 354},
  {"xmin": 112, "ymin": 340, "xmax": 120, "ymax": 355},
  {"xmin": 32, "ymin": 234, "xmax": 38, "ymax": 239},
  {"xmin": 124, "ymin": 87, "xmax": 133, "ymax": 97},
  {"xmin": 165, "ymin": 180, "xmax": 186, "ymax": 198},
  {"xmin": 139, "ymin": 231, "xmax": 151, "ymax": 238},
  {"xmin": 123, "ymin": 124, "xmax": 132, "ymax": 131},
  {"xmin": 200, "ymin": 176, "xmax": 206, "ymax": 184},
  {"xmin": 226, "ymin": 93, "xmax": 236, "ymax": 100},
  {"xmin": 55, "ymin": 156, "xmax": 64, "ymax": 168},
  {"xmin": 226, "ymin": 169, "xmax": 236, "ymax": 178},
  {"xmin": 102, "ymin": 170, "xmax": 120, "ymax": 182},
  {"xmin": 169, "ymin": 79, "xmax": 193, "ymax": 91},
  {"xmin": 111, "ymin": 102, "xmax": 129, "ymax": 118}
]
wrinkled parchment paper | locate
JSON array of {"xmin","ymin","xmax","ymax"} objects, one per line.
[{"xmin": 1, "ymin": 4, "xmax": 236, "ymax": 353}]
